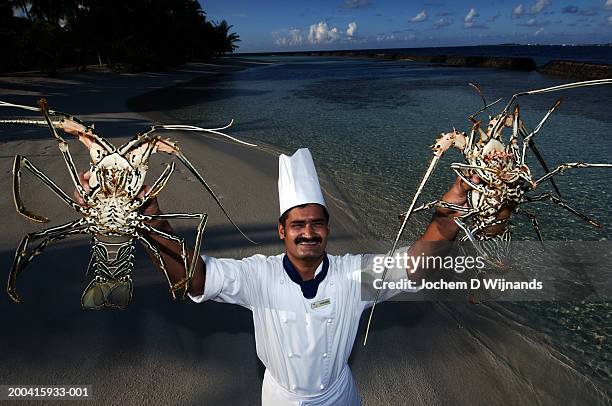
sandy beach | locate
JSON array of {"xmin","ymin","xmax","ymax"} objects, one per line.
[{"xmin": 0, "ymin": 59, "xmax": 608, "ymax": 405}]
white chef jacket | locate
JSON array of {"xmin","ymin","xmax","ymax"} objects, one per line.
[{"xmin": 190, "ymin": 251, "xmax": 417, "ymax": 405}]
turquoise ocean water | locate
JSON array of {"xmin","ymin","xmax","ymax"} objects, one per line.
[{"xmin": 165, "ymin": 55, "xmax": 612, "ymax": 391}]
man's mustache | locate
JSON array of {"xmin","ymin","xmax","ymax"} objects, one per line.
[{"xmin": 294, "ymin": 236, "xmax": 322, "ymax": 244}]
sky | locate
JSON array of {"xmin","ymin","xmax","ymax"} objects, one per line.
[{"xmin": 200, "ymin": 0, "xmax": 612, "ymax": 53}]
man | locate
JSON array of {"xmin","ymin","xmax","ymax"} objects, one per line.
[{"xmin": 137, "ymin": 148, "xmax": 474, "ymax": 405}]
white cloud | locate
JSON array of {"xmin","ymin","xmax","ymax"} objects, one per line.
[
  {"xmin": 274, "ymin": 20, "xmax": 359, "ymax": 47},
  {"xmin": 330, "ymin": 28, "xmax": 341, "ymax": 41},
  {"xmin": 410, "ymin": 10, "xmax": 428, "ymax": 22},
  {"xmin": 347, "ymin": 21, "xmax": 358, "ymax": 37},
  {"xmin": 272, "ymin": 28, "xmax": 304, "ymax": 46},
  {"xmin": 464, "ymin": 8, "xmax": 478, "ymax": 22},
  {"xmin": 534, "ymin": 27, "xmax": 544, "ymax": 35},
  {"xmin": 608, "ymin": 15, "xmax": 612, "ymax": 23},
  {"xmin": 525, "ymin": 18, "xmax": 537, "ymax": 26},
  {"xmin": 464, "ymin": 8, "xmax": 482, "ymax": 28},
  {"xmin": 308, "ymin": 21, "xmax": 341, "ymax": 44},
  {"xmin": 513, "ymin": 0, "xmax": 551, "ymax": 23},
  {"xmin": 605, "ymin": 0, "xmax": 612, "ymax": 10},
  {"xmin": 512, "ymin": 4, "xmax": 525, "ymax": 18},
  {"xmin": 530, "ymin": 0, "xmax": 551, "ymax": 14}
]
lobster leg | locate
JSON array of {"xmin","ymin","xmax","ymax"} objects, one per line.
[
  {"xmin": 465, "ymin": 218, "xmax": 508, "ymax": 238},
  {"xmin": 450, "ymin": 163, "xmax": 489, "ymax": 172},
  {"xmin": 37, "ymin": 101, "xmax": 90, "ymax": 204},
  {"xmin": 523, "ymin": 193, "xmax": 602, "ymax": 228},
  {"xmin": 137, "ymin": 212, "xmax": 208, "ymax": 298},
  {"xmin": 136, "ymin": 223, "xmax": 189, "ymax": 297},
  {"xmin": 145, "ymin": 212, "xmax": 208, "ymax": 298},
  {"xmin": 515, "ymin": 208, "xmax": 544, "ymax": 242},
  {"xmin": 450, "ymin": 163, "xmax": 494, "ymax": 180},
  {"xmin": 137, "ymin": 234, "xmax": 174, "ymax": 297},
  {"xmin": 511, "ymin": 99, "xmax": 561, "ymax": 196},
  {"xmin": 535, "ymin": 162, "xmax": 612, "ymax": 186},
  {"xmin": 519, "ymin": 99, "xmax": 562, "ymax": 166},
  {"xmin": 136, "ymin": 164, "xmax": 205, "ymax": 293},
  {"xmin": 134, "ymin": 162, "xmax": 175, "ymax": 209},
  {"xmin": 517, "ymin": 125, "xmax": 561, "ymax": 197},
  {"xmin": 13, "ymin": 155, "xmax": 84, "ymax": 223},
  {"xmin": 454, "ymin": 217, "xmax": 506, "ymax": 268},
  {"xmin": 410, "ymin": 199, "xmax": 475, "ymax": 215},
  {"xmin": 450, "ymin": 167, "xmax": 487, "ymax": 193},
  {"xmin": 8, "ymin": 219, "xmax": 88, "ymax": 303}
]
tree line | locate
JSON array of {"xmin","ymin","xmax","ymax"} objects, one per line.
[{"xmin": 0, "ymin": 0, "xmax": 241, "ymax": 73}]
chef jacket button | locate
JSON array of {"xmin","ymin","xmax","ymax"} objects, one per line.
[
  {"xmin": 322, "ymin": 352, "xmax": 328, "ymax": 358},
  {"xmin": 291, "ymin": 385, "xmax": 296, "ymax": 390},
  {"xmin": 320, "ymin": 384, "xmax": 325, "ymax": 390},
  {"xmin": 280, "ymin": 279, "xmax": 284, "ymax": 284},
  {"xmin": 327, "ymin": 319, "xmax": 332, "ymax": 324},
  {"xmin": 288, "ymin": 352, "xmax": 293, "ymax": 358}
]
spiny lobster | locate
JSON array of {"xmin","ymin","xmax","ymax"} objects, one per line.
[
  {"xmin": 1, "ymin": 99, "xmax": 256, "ymax": 309},
  {"xmin": 364, "ymin": 78, "xmax": 612, "ymax": 344}
]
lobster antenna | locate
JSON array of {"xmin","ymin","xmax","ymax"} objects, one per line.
[
  {"xmin": 501, "ymin": 78, "xmax": 612, "ymax": 114},
  {"xmin": 468, "ymin": 98, "xmax": 503, "ymax": 122},
  {"xmin": 0, "ymin": 99, "xmax": 108, "ymax": 146},
  {"xmin": 467, "ymin": 82, "xmax": 504, "ymax": 122},
  {"xmin": 154, "ymin": 122, "xmax": 258, "ymax": 147},
  {"xmin": 174, "ymin": 152, "xmax": 258, "ymax": 245},
  {"xmin": 0, "ymin": 100, "xmax": 42, "ymax": 112},
  {"xmin": 363, "ymin": 154, "xmax": 441, "ymax": 345},
  {"xmin": 468, "ymin": 82, "xmax": 488, "ymax": 112}
]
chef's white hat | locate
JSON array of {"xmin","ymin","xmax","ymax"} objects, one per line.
[{"xmin": 278, "ymin": 148, "xmax": 326, "ymax": 216}]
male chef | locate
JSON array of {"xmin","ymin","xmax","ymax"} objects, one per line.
[{"xmin": 136, "ymin": 148, "xmax": 475, "ymax": 405}]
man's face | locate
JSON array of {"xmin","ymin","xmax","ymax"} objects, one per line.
[{"xmin": 278, "ymin": 204, "xmax": 329, "ymax": 261}]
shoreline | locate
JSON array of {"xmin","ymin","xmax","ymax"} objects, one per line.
[
  {"xmin": 0, "ymin": 59, "xmax": 609, "ymax": 404},
  {"xmin": 238, "ymin": 48, "xmax": 612, "ymax": 80}
]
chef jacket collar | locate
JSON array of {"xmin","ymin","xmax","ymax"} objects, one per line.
[{"xmin": 282, "ymin": 254, "xmax": 329, "ymax": 299}]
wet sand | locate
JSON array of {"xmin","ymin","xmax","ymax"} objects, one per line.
[{"xmin": 0, "ymin": 60, "xmax": 608, "ymax": 405}]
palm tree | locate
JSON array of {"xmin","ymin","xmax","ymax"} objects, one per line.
[
  {"xmin": 0, "ymin": 1, "xmax": 242, "ymax": 72},
  {"xmin": 213, "ymin": 20, "xmax": 240, "ymax": 55}
]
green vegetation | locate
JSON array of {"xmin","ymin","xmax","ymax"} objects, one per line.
[{"xmin": 0, "ymin": 0, "xmax": 241, "ymax": 73}]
